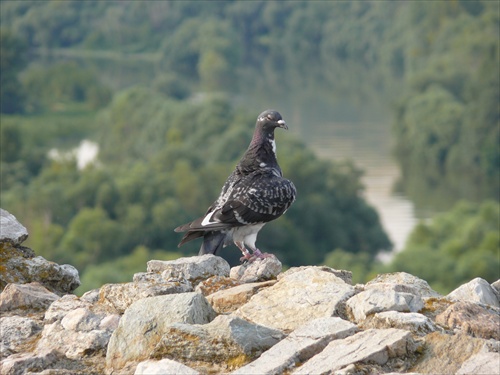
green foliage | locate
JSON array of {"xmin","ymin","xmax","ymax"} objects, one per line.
[
  {"xmin": 324, "ymin": 249, "xmax": 378, "ymax": 285},
  {"xmin": 383, "ymin": 200, "xmax": 500, "ymax": 294}
]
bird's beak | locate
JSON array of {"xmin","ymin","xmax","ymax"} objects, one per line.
[{"xmin": 277, "ymin": 119, "xmax": 288, "ymax": 130}]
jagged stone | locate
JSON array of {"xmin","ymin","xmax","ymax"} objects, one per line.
[
  {"xmin": 293, "ymin": 328, "xmax": 414, "ymax": 374},
  {"xmin": 152, "ymin": 314, "xmax": 284, "ymax": 371},
  {"xmin": 365, "ymin": 272, "xmax": 441, "ymax": 299},
  {"xmin": 44, "ymin": 294, "xmax": 92, "ymax": 323},
  {"xmin": 232, "ymin": 317, "xmax": 358, "ymax": 375},
  {"xmin": 278, "ymin": 266, "xmax": 353, "ymax": 285},
  {"xmin": 0, "ymin": 282, "xmax": 59, "ymax": 313},
  {"xmin": 194, "ymin": 275, "xmax": 241, "ymax": 296},
  {"xmin": 206, "ymin": 280, "xmax": 276, "ymax": 314},
  {"xmin": 411, "ymin": 332, "xmax": 490, "ymax": 374},
  {"xmin": 0, "ymin": 209, "xmax": 28, "ymax": 246},
  {"xmin": 456, "ymin": 351, "xmax": 500, "ymax": 374},
  {"xmin": 229, "ymin": 255, "xmax": 282, "ymax": 282},
  {"xmin": 146, "ymin": 255, "xmax": 230, "ymax": 284},
  {"xmin": 435, "ymin": 301, "xmax": 500, "ymax": 340},
  {"xmin": 134, "ymin": 359, "xmax": 200, "ymax": 375},
  {"xmin": 106, "ymin": 292, "xmax": 216, "ymax": 372},
  {"xmin": 0, "ymin": 243, "xmax": 80, "ymax": 295},
  {"xmin": 346, "ymin": 289, "xmax": 424, "ymax": 322},
  {"xmin": 0, "ymin": 316, "xmax": 42, "ymax": 359},
  {"xmin": 447, "ymin": 277, "xmax": 500, "ymax": 307},
  {"xmin": 0, "ymin": 351, "xmax": 61, "ymax": 375},
  {"xmin": 98, "ymin": 278, "xmax": 192, "ymax": 314},
  {"xmin": 235, "ymin": 267, "xmax": 355, "ymax": 332},
  {"xmin": 362, "ymin": 311, "xmax": 439, "ymax": 336}
]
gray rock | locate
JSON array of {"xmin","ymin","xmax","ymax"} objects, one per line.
[
  {"xmin": 147, "ymin": 255, "xmax": 230, "ymax": 284},
  {"xmin": 447, "ymin": 277, "xmax": 500, "ymax": 307},
  {"xmin": 206, "ymin": 280, "xmax": 276, "ymax": 314},
  {"xmin": 0, "ymin": 209, "xmax": 28, "ymax": 245},
  {"xmin": 365, "ymin": 272, "xmax": 441, "ymax": 299},
  {"xmin": 98, "ymin": 278, "xmax": 192, "ymax": 314},
  {"xmin": 346, "ymin": 288, "xmax": 424, "ymax": 322},
  {"xmin": 152, "ymin": 314, "xmax": 284, "ymax": 370},
  {"xmin": 80, "ymin": 288, "xmax": 100, "ymax": 304},
  {"xmin": 436, "ymin": 301, "xmax": 500, "ymax": 340},
  {"xmin": 106, "ymin": 292, "xmax": 216, "ymax": 371},
  {"xmin": 232, "ymin": 317, "xmax": 358, "ymax": 375},
  {"xmin": 0, "ymin": 351, "xmax": 60, "ymax": 375},
  {"xmin": 278, "ymin": 266, "xmax": 353, "ymax": 285},
  {"xmin": 363, "ymin": 311, "xmax": 439, "ymax": 336},
  {"xmin": 235, "ymin": 267, "xmax": 355, "ymax": 331},
  {"xmin": 195, "ymin": 275, "xmax": 241, "ymax": 296},
  {"xmin": 0, "ymin": 282, "xmax": 59, "ymax": 312},
  {"xmin": 36, "ymin": 307, "xmax": 113, "ymax": 360},
  {"xmin": 457, "ymin": 351, "xmax": 500, "ymax": 374},
  {"xmin": 0, "ymin": 316, "xmax": 42, "ymax": 359},
  {"xmin": 230, "ymin": 255, "xmax": 282, "ymax": 282},
  {"xmin": 135, "ymin": 359, "xmax": 200, "ymax": 375},
  {"xmin": 44, "ymin": 294, "xmax": 91, "ymax": 323},
  {"xmin": 293, "ymin": 329, "xmax": 413, "ymax": 374}
]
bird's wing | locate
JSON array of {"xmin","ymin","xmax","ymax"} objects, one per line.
[{"xmin": 177, "ymin": 170, "xmax": 296, "ymax": 233}]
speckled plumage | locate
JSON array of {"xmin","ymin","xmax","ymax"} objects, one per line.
[{"xmin": 174, "ymin": 110, "xmax": 296, "ymax": 261}]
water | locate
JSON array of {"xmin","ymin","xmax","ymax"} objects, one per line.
[{"xmin": 304, "ymin": 120, "xmax": 423, "ymax": 259}]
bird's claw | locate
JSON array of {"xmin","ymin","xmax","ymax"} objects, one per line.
[{"xmin": 239, "ymin": 249, "xmax": 272, "ymax": 263}]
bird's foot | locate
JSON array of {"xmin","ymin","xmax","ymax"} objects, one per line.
[
  {"xmin": 240, "ymin": 249, "xmax": 272, "ymax": 263},
  {"xmin": 252, "ymin": 248, "xmax": 272, "ymax": 259}
]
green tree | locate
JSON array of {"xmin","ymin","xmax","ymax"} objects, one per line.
[{"xmin": 0, "ymin": 29, "xmax": 27, "ymax": 113}]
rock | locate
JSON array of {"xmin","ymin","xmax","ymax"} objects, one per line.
[
  {"xmin": 362, "ymin": 311, "xmax": 439, "ymax": 336},
  {"xmin": 152, "ymin": 314, "xmax": 284, "ymax": 372},
  {"xmin": 230, "ymin": 255, "xmax": 282, "ymax": 282},
  {"xmin": 346, "ymin": 288, "xmax": 424, "ymax": 322},
  {"xmin": 0, "ymin": 243, "xmax": 80, "ymax": 295},
  {"xmin": 98, "ymin": 278, "xmax": 192, "ymax": 314},
  {"xmin": 456, "ymin": 351, "xmax": 500, "ymax": 375},
  {"xmin": 278, "ymin": 266, "xmax": 353, "ymax": 285},
  {"xmin": 0, "ymin": 350, "xmax": 61, "ymax": 375},
  {"xmin": 147, "ymin": 255, "xmax": 230, "ymax": 284},
  {"xmin": 106, "ymin": 292, "xmax": 216, "ymax": 371},
  {"xmin": 435, "ymin": 301, "xmax": 500, "ymax": 340},
  {"xmin": 80, "ymin": 289, "xmax": 100, "ymax": 304},
  {"xmin": 411, "ymin": 332, "xmax": 489, "ymax": 373},
  {"xmin": 195, "ymin": 275, "xmax": 241, "ymax": 296},
  {"xmin": 0, "ymin": 316, "xmax": 42, "ymax": 359},
  {"xmin": 134, "ymin": 359, "xmax": 200, "ymax": 375},
  {"xmin": 365, "ymin": 272, "xmax": 441, "ymax": 299},
  {"xmin": 491, "ymin": 279, "xmax": 500, "ymax": 294},
  {"xmin": 206, "ymin": 280, "xmax": 276, "ymax": 314},
  {"xmin": 232, "ymin": 317, "xmax": 358, "ymax": 375},
  {"xmin": 36, "ymin": 307, "xmax": 114, "ymax": 360},
  {"xmin": 0, "ymin": 209, "xmax": 28, "ymax": 246},
  {"xmin": 447, "ymin": 277, "xmax": 500, "ymax": 307},
  {"xmin": 44, "ymin": 294, "xmax": 91, "ymax": 323},
  {"xmin": 0, "ymin": 282, "xmax": 59, "ymax": 313},
  {"xmin": 293, "ymin": 328, "xmax": 415, "ymax": 374},
  {"xmin": 235, "ymin": 267, "xmax": 355, "ymax": 332}
]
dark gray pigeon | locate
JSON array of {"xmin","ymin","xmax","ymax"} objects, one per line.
[{"xmin": 175, "ymin": 110, "xmax": 297, "ymax": 261}]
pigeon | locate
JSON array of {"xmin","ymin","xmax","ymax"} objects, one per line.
[{"xmin": 175, "ymin": 109, "xmax": 297, "ymax": 261}]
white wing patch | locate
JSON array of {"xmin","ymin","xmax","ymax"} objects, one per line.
[{"xmin": 201, "ymin": 211, "xmax": 218, "ymax": 226}]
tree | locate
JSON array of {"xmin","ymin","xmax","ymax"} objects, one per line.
[{"xmin": 0, "ymin": 29, "xmax": 27, "ymax": 113}]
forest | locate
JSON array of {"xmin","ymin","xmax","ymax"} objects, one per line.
[{"xmin": 1, "ymin": 0, "xmax": 498, "ymax": 294}]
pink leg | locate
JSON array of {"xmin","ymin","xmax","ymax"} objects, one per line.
[{"xmin": 235, "ymin": 241, "xmax": 253, "ymax": 262}]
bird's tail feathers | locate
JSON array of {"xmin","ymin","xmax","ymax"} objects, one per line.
[{"xmin": 199, "ymin": 231, "xmax": 226, "ymax": 256}]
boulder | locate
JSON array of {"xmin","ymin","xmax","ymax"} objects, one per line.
[
  {"xmin": 195, "ymin": 275, "xmax": 241, "ymax": 296},
  {"xmin": 44, "ymin": 294, "xmax": 92, "ymax": 323},
  {"xmin": 232, "ymin": 317, "xmax": 358, "ymax": 375},
  {"xmin": 135, "ymin": 359, "xmax": 200, "ymax": 375},
  {"xmin": 206, "ymin": 280, "xmax": 276, "ymax": 314},
  {"xmin": 435, "ymin": 301, "xmax": 500, "ymax": 340},
  {"xmin": 235, "ymin": 267, "xmax": 355, "ymax": 331},
  {"xmin": 278, "ymin": 266, "xmax": 353, "ymax": 285},
  {"xmin": 365, "ymin": 272, "xmax": 441, "ymax": 299},
  {"xmin": 447, "ymin": 277, "xmax": 500, "ymax": 307},
  {"xmin": 106, "ymin": 292, "xmax": 216, "ymax": 371},
  {"xmin": 147, "ymin": 255, "xmax": 230, "ymax": 284},
  {"xmin": 0, "ymin": 209, "xmax": 28, "ymax": 246},
  {"xmin": 0, "ymin": 316, "xmax": 42, "ymax": 359},
  {"xmin": 457, "ymin": 351, "xmax": 500, "ymax": 375},
  {"xmin": 346, "ymin": 288, "xmax": 424, "ymax": 322},
  {"xmin": 293, "ymin": 328, "xmax": 415, "ymax": 374},
  {"xmin": 0, "ymin": 350, "xmax": 61, "ymax": 375},
  {"xmin": 0, "ymin": 282, "xmax": 59, "ymax": 313},
  {"xmin": 152, "ymin": 314, "xmax": 284, "ymax": 372},
  {"xmin": 230, "ymin": 255, "xmax": 282, "ymax": 282},
  {"xmin": 362, "ymin": 311, "xmax": 439, "ymax": 336}
]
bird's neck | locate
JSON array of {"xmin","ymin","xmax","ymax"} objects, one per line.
[{"xmin": 238, "ymin": 129, "xmax": 280, "ymax": 174}]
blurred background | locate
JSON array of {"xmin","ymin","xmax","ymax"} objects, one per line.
[{"xmin": 1, "ymin": 1, "xmax": 498, "ymax": 295}]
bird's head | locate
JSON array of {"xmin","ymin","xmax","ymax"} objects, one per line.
[{"xmin": 256, "ymin": 110, "xmax": 288, "ymax": 131}]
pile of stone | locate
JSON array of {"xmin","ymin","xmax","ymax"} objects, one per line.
[{"xmin": 1, "ymin": 209, "xmax": 499, "ymax": 375}]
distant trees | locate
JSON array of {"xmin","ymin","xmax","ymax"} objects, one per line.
[{"xmin": 0, "ymin": 29, "xmax": 27, "ymax": 113}]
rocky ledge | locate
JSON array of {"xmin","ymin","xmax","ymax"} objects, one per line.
[{"xmin": 1, "ymin": 209, "xmax": 499, "ymax": 375}]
